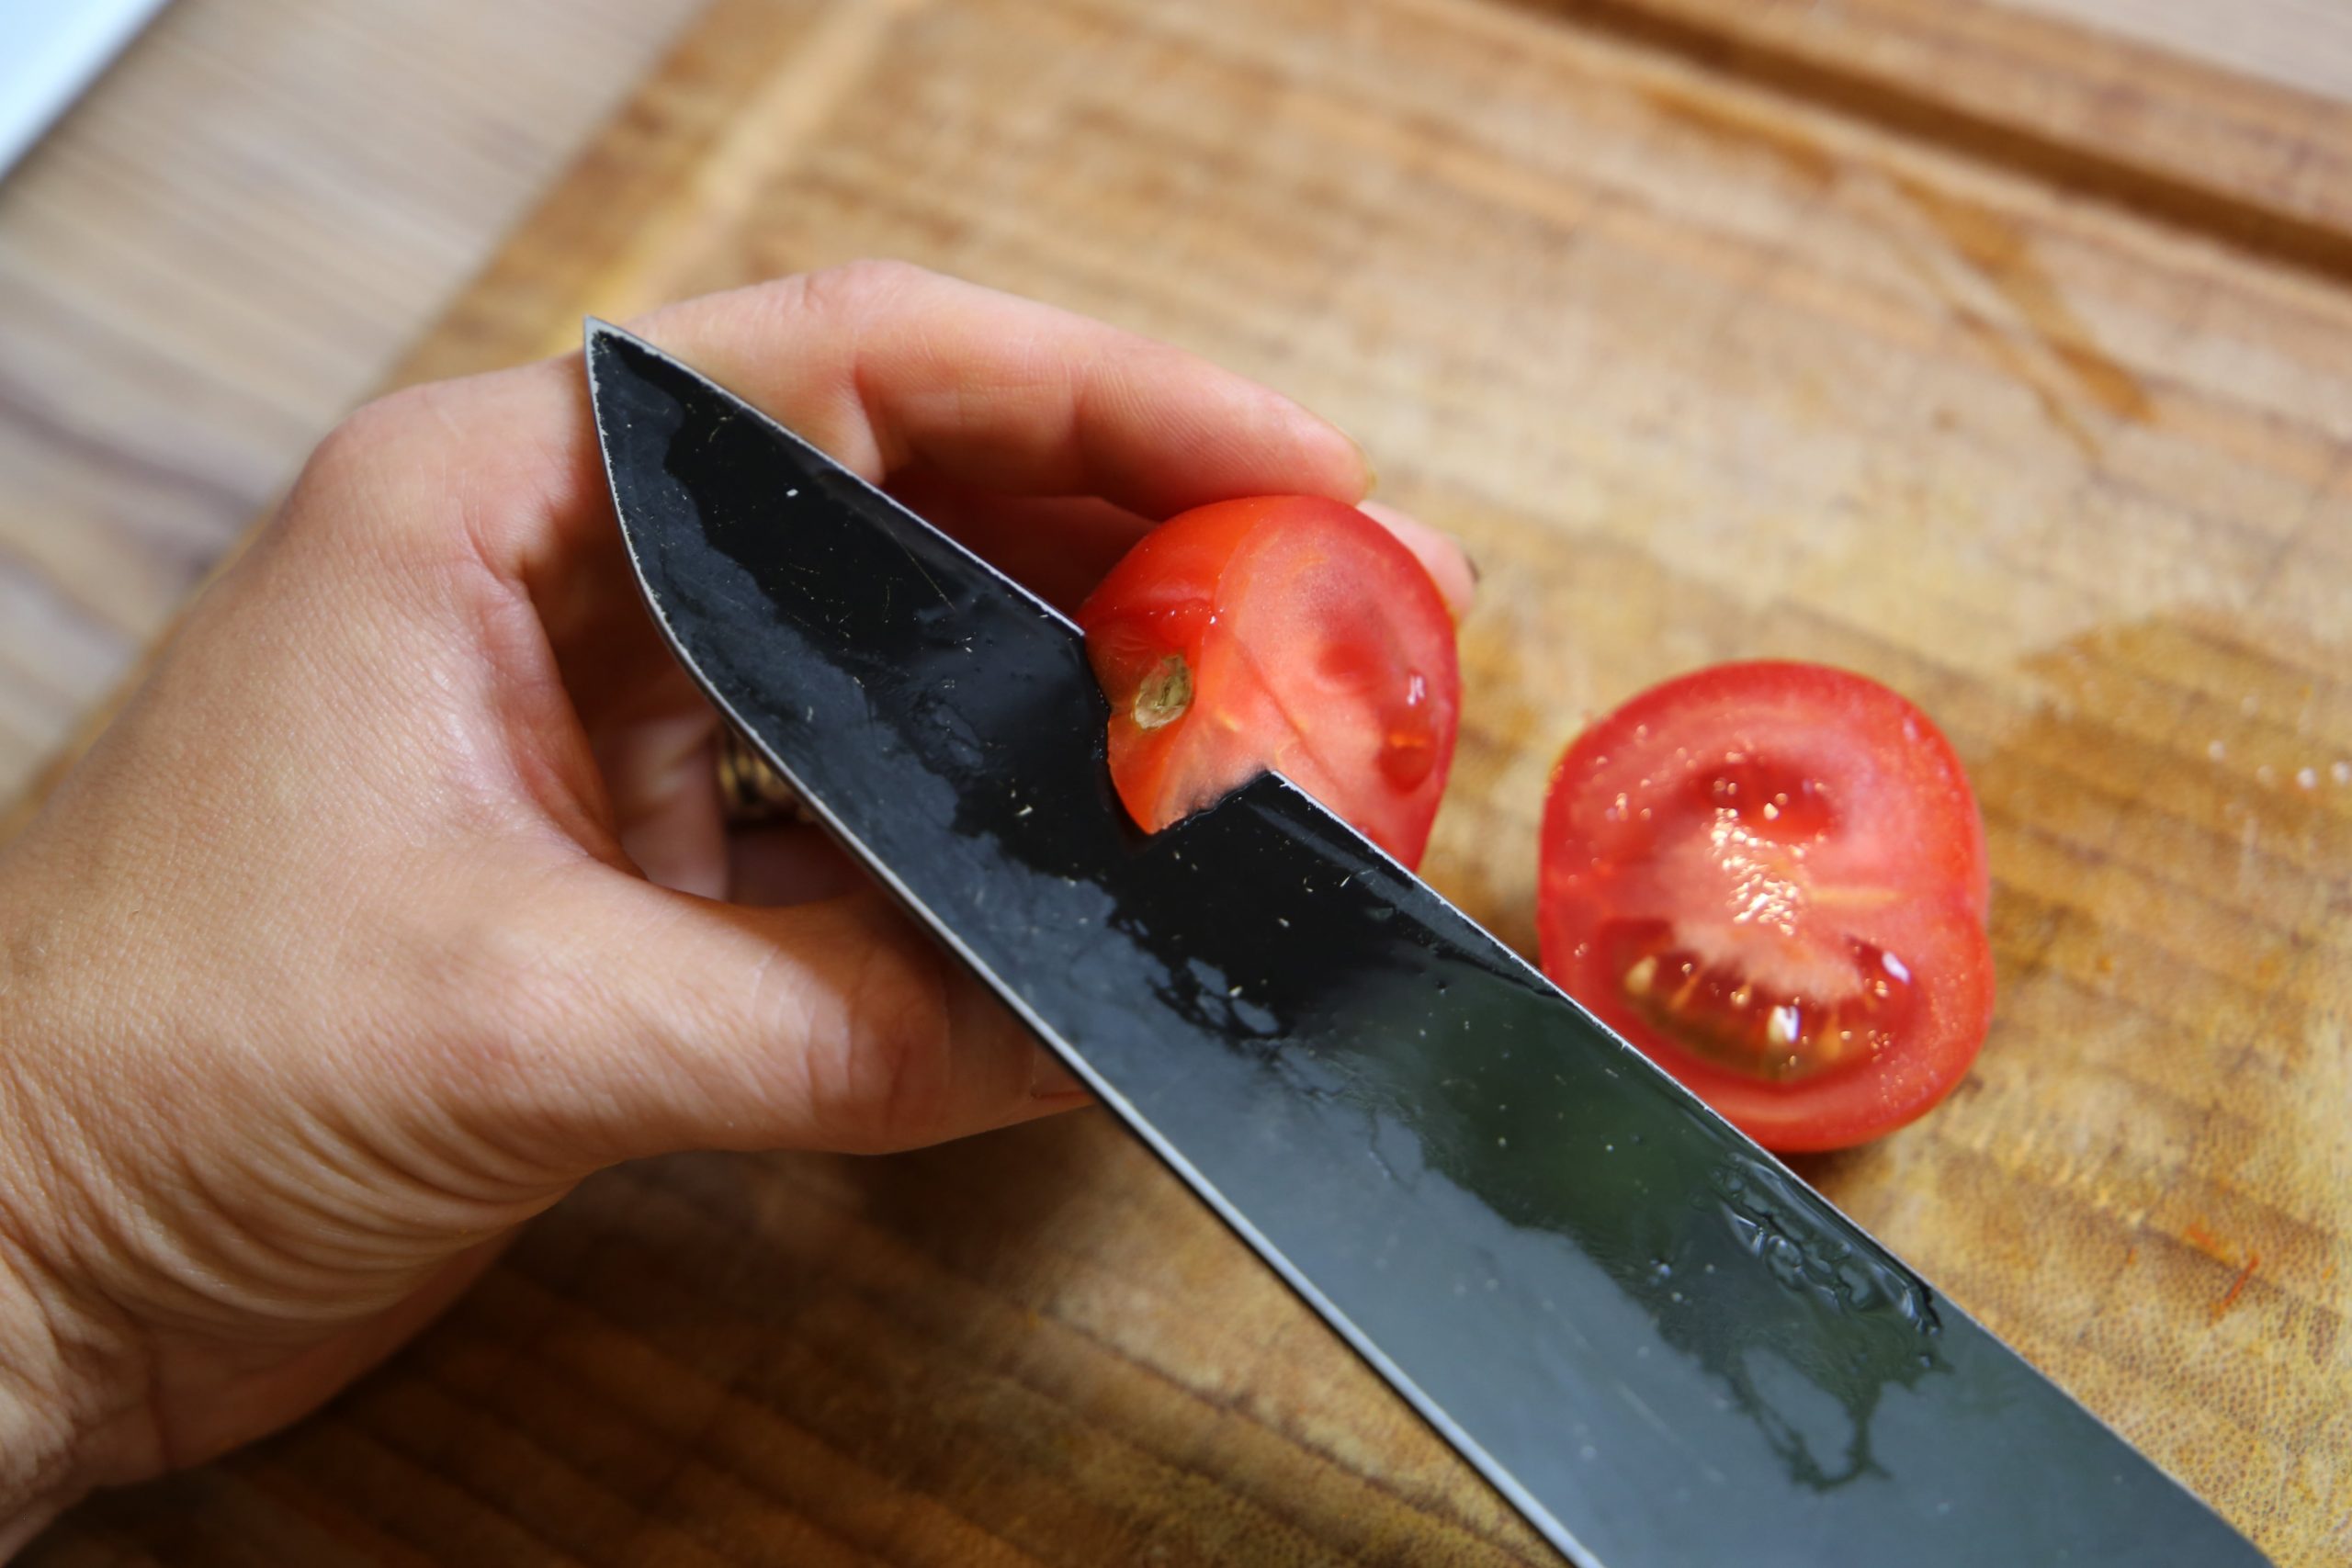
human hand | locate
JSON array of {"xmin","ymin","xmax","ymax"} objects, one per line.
[{"xmin": 0, "ymin": 262, "xmax": 1474, "ymax": 1545}]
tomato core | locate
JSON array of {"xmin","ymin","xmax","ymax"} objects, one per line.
[
  {"xmin": 1130, "ymin": 654, "xmax": 1193, "ymax": 730},
  {"xmin": 1539, "ymin": 661, "xmax": 1993, "ymax": 1151}
]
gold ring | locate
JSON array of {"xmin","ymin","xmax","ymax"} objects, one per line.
[{"xmin": 716, "ymin": 728, "xmax": 808, "ymax": 826}]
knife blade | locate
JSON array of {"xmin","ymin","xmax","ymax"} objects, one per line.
[{"xmin": 583, "ymin": 319, "xmax": 2268, "ymax": 1568}]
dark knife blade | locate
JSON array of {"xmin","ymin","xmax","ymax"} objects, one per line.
[{"xmin": 583, "ymin": 320, "xmax": 2268, "ymax": 1568}]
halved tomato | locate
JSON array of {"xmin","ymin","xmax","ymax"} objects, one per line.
[
  {"xmin": 1076, "ymin": 496, "xmax": 1460, "ymax": 867},
  {"xmin": 1538, "ymin": 661, "xmax": 1992, "ymax": 1152}
]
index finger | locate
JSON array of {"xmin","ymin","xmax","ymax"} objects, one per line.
[
  {"xmin": 331, "ymin": 263, "xmax": 1472, "ymax": 694},
  {"xmin": 634, "ymin": 262, "xmax": 1373, "ymax": 516}
]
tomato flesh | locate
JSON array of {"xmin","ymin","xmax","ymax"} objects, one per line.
[
  {"xmin": 1538, "ymin": 661, "xmax": 1992, "ymax": 1151},
  {"xmin": 1077, "ymin": 496, "xmax": 1460, "ymax": 867}
]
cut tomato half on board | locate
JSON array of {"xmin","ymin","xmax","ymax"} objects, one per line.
[
  {"xmin": 1076, "ymin": 496, "xmax": 1461, "ymax": 868},
  {"xmin": 1538, "ymin": 661, "xmax": 1993, "ymax": 1152}
]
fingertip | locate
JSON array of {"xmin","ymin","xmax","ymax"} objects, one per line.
[
  {"xmin": 1256, "ymin": 382, "xmax": 1375, "ymax": 504},
  {"xmin": 1271, "ymin": 388, "xmax": 1376, "ymax": 506},
  {"xmin": 1301, "ymin": 409, "xmax": 1375, "ymax": 501},
  {"xmin": 1357, "ymin": 499, "xmax": 1479, "ymax": 618}
]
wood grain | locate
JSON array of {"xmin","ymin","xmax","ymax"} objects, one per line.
[
  {"xmin": 0, "ymin": 0, "xmax": 706, "ymax": 805},
  {"xmin": 1537, "ymin": 0, "xmax": 2352, "ymax": 264},
  {"xmin": 17, "ymin": 0, "xmax": 2352, "ymax": 1562}
]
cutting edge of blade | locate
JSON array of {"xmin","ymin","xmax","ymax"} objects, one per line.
[
  {"xmin": 582, "ymin": 316, "xmax": 1084, "ymax": 638},
  {"xmin": 577, "ymin": 312, "xmax": 1603, "ymax": 1564},
  {"xmin": 576, "ymin": 316, "xmax": 2266, "ymax": 1567}
]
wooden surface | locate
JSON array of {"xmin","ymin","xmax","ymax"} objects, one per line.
[
  {"xmin": 0, "ymin": 0, "xmax": 705, "ymax": 806},
  {"xmin": 14, "ymin": 0, "xmax": 2352, "ymax": 1562}
]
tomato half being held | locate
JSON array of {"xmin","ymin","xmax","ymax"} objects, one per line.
[
  {"xmin": 1538, "ymin": 661, "xmax": 1993, "ymax": 1152},
  {"xmin": 1076, "ymin": 496, "xmax": 1460, "ymax": 868}
]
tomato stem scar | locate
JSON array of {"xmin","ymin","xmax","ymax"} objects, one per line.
[{"xmin": 1132, "ymin": 654, "xmax": 1193, "ymax": 730}]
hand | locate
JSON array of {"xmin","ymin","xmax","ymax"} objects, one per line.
[{"xmin": 0, "ymin": 262, "xmax": 1474, "ymax": 1546}]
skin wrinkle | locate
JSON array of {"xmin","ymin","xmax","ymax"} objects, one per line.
[
  {"xmin": 284, "ymin": 990, "xmax": 567, "ymax": 1230},
  {"xmin": 605, "ymin": 711, "xmax": 725, "ymax": 895},
  {"xmin": 141, "ymin": 1135, "xmax": 360, "ymax": 1329},
  {"xmin": 105, "ymin": 1009, "xmax": 448, "ymax": 1325},
  {"xmin": 791, "ymin": 907, "xmax": 885, "ymax": 1156},
  {"xmin": 451, "ymin": 567, "xmax": 625, "ymax": 860},
  {"xmin": 198, "ymin": 1139, "xmax": 510, "ymax": 1275},
  {"xmin": 838, "ymin": 918, "xmax": 961, "ymax": 1155},
  {"xmin": 845, "ymin": 324, "xmax": 910, "ymax": 479},
  {"xmin": 0, "ymin": 963, "xmax": 166, "ymax": 1498},
  {"xmin": 1068, "ymin": 349, "xmax": 1139, "ymax": 505},
  {"xmin": 0, "ymin": 1229, "xmax": 88, "ymax": 1513}
]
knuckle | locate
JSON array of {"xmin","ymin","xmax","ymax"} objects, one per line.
[
  {"xmin": 300, "ymin": 389, "xmax": 426, "ymax": 496},
  {"xmin": 783, "ymin": 258, "xmax": 932, "ymax": 325},
  {"xmin": 280, "ymin": 387, "xmax": 458, "ymax": 560}
]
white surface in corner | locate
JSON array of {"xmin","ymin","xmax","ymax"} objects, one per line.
[
  {"xmin": 1995, "ymin": 0, "xmax": 2352, "ymax": 106},
  {"xmin": 0, "ymin": 0, "xmax": 174, "ymax": 179}
]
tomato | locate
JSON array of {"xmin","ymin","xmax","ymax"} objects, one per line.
[
  {"xmin": 1537, "ymin": 661, "xmax": 1993, "ymax": 1152},
  {"xmin": 1076, "ymin": 496, "xmax": 1460, "ymax": 867}
]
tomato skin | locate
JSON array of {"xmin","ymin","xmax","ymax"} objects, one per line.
[
  {"xmin": 1076, "ymin": 496, "xmax": 1460, "ymax": 867},
  {"xmin": 1537, "ymin": 661, "xmax": 1993, "ymax": 1152}
]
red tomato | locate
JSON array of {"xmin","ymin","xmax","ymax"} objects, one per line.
[
  {"xmin": 1538, "ymin": 661, "xmax": 1993, "ymax": 1152},
  {"xmin": 1076, "ymin": 496, "xmax": 1460, "ymax": 867}
]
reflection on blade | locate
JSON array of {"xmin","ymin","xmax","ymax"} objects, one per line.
[{"xmin": 585, "ymin": 320, "xmax": 2270, "ymax": 1568}]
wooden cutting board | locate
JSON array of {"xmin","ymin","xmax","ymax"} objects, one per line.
[{"xmin": 22, "ymin": 0, "xmax": 2352, "ymax": 1561}]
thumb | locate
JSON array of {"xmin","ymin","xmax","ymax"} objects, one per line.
[{"xmin": 473, "ymin": 865, "xmax": 1088, "ymax": 1170}]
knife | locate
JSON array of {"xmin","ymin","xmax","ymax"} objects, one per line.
[{"xmin": 583, "ymin": 319, "xmax": 2269, "ymax": 1568}]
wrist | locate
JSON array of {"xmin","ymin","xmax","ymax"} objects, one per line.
[
  {"xmin": 0, "ymin": 896, "xmax": 149, "ymax": 1553},
  {"xmin": 0, "ymin": 1242, "xmax": 88, "ymax": 1554}
]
